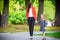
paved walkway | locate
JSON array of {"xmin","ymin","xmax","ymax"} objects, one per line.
[{"xmin": 0, "ymin": 32, "xmax": 60, "ymax": 40}]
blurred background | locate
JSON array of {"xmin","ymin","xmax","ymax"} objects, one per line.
[{"xmin": 0, "ymin": 0, "xmax": 60, "ymax": 32}]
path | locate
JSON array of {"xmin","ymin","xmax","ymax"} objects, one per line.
[{"xmin": 0, "ymin": 32, "xmax": 60, "ymax": 40}]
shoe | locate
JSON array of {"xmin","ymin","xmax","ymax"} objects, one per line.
[
  {"xmin": 30, "ymin": 36, "xmax": 33, "ymax": 39},
  {"xmin": 42, "ymin": 37, "xmax": 46, "ymax": 40}
]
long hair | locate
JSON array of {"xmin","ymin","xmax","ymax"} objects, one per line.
[{"xmin": 27, "ymin": 2, "xmax": 32, "ymax": 13}]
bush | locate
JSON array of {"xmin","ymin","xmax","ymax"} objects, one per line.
[{"xmin": 8, "ymin": 10, "xmax": 26, "ymax": 24}]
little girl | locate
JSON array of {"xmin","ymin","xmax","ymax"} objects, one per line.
[{"xmin": 39, "ymin": 14, "xmax": 47, "ymax": 40}]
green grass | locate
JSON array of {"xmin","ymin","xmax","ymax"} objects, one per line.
[
  {"xmin": 0, "ymin": 25, "xmax": 29, "ymax": 33},
  {"xmin": 34, "ymin": 32, "xmax": 60, "ymax": 38},
  {"xmin": 0, "ymin": 24, "xmax": 60, "ymax": 33}
]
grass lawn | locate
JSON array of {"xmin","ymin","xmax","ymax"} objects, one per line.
[
  {"xmin": 34, "ymin": 32, "xmax": 60, "ymax": 38},
  {"xmin": 0, "ymin": 24, "xmax": 60, "ymax": 33}
]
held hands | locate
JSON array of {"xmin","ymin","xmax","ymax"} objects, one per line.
[{"xmin": 35, "ymin": 20, "xmax": 38, "ymax": 23}]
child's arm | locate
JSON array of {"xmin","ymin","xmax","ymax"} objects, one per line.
[{"xmin": 44, "ymin": 20, "xmax": 47, "ymax": 27}]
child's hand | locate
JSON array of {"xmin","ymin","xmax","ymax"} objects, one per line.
[{"xmin": 45, "ymin": 27, "xmax": 46, "ymax": 29}]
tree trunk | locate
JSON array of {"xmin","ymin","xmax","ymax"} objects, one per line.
[
  {"xmin": 37, "ymin": 0, "xmax": 44, "ymax": 22},
  {"xmin": 2, "ymin": 0, "xmax": 9, "ymax": 27},
  {"xmin": 25, "ymin": 0, "xmax": 30, "ymax": 8},
  {"xmin": 0, "ymin": 13, "xmax": 2, "ymax": 27},
  {"xmin": 55, "ymin": 0, "xmax": 60, "ymax": 26},
  {"xmin": 0, "ymin": 0, "xmax": 3, "ymax": 27}
]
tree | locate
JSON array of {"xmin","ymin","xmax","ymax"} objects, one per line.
[
  {"xmin": 0, "ymin": 0, "xmax": 3, "ymax": 27},
  {"xmin": 25, "ymin": 0, "xmax": 30, "ymax": 8},
  {"xmin": 2, "ymin": 0, "xmax": 9, "ymax": 27},
  {"xmin": 55, "ymin": 0, "xmax": 60, "ymax": 26},
  {"xmin": 0, "ymin": 12, "xmax": 2, "ymax": 27},
  {"xmin": 37, "ymin": 0, "xmax": 44, "ymax": 22}
]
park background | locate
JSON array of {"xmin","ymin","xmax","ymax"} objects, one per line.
[{"xmin": 0, "ymin": 0, "xmax": 60, "ymax": 39}]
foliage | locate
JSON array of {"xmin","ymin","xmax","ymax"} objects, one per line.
[
  {"xmin": 0, "ymin": 0, "xmax": 3, "ymax": 15},
  {"xmin": 9, "ymin": 0, "xmax": 26, "ymax": 24},
  {"xmin": 8, "ymin": 0, "xmax": 55, "ymax": 24},
  {"xmin": 44, "ymin": 0, "xmax": 55, "ymax": 21},
  {"xmin": 9, "ymin": 10, "xmax": 26, "ymax": 24}
]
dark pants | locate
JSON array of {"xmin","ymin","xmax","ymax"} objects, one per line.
[{"xmin": 28, "ymin": 17, "xmax": 35, "ymax": 36}]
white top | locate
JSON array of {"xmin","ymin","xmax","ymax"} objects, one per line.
[{"xmin": 28, "ymin": 8, "xmax": 33, "ymax": 17}]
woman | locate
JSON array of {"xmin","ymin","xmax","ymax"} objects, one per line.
[{"xmin": 26, "ymin": 2, "xmax": 37, "ymax": 39}]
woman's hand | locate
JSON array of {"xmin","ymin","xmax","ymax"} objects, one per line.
[{"xmin": 35, "ymin": 20, "xmax": 38, "ymax": 23}]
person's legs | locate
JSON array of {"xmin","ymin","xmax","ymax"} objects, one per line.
[
  {"xmin": 42, "ymin": 31, "xmax": 46, "ymax": 40},
  {"xmin": 28, "ymin": 18, "xmax": 31, "ymax": 36},
  {"xmin": 28, "ymin": 17, "xmax": 35, "ymax": 38},
  {"xmin": 43, "ymin": 32, "xmax": 45, "ymax": 38},
  {"xmin": 30, "ymin": 19, "xmax": 35, "ymax": 36},
  {"xmin": 40, "ymin": 20, "xmax": 46, "ymax": 40}
]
